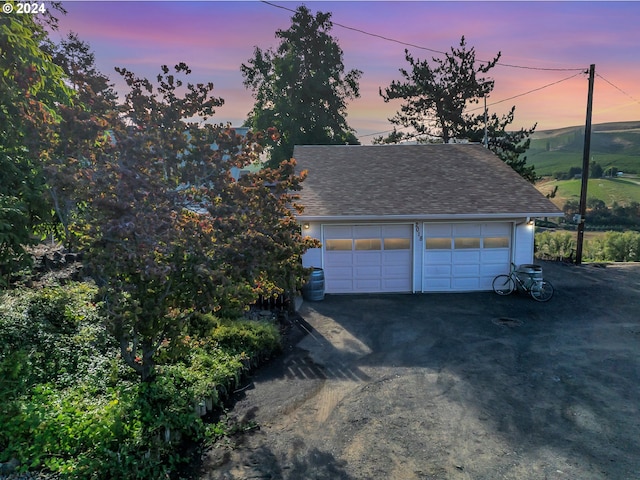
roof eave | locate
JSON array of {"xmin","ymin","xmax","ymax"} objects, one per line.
[{"xmin": 297, "ymin": 212, "xmax": 565, "ymax": 222}]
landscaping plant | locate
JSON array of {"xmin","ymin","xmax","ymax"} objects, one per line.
[{"xmin": 0, "ymin": 283, "xmax": 282, "ymax": 478}]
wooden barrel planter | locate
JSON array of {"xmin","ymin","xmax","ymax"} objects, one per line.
[{"xmin": 302, "ymin": 268, "xmax": 325, "ymax": 301}]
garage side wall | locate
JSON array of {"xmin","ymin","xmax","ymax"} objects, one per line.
[
  {"xmin": 301, "ymin": 222, "xmax": 322, "ymax": 269},
  {"xmin": 513, "ymin": 221, "xmax": 535, "ymax": 266}
]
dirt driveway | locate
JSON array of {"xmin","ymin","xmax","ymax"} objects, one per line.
[{"xmin": 199, "ymin": 261, "xmax": 640, "ymax": 479}]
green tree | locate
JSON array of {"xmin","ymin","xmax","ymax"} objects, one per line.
[
  {"xmin": 45, "ymin": 33, "xmax": 119, "ymax": 244},
  {"xmin": 0, "ymin": 8, "xmax": 73, "ymax": 284},
  {"xmin": 74, "ymin": 63, "xmax": 226, "ymax": 382},
  {"xmin": 75, "ymin": 64, "xmax": 317, "ymax": 381},
  {"xmin": 378, "ymin": 36, "xmax": 537, "ymax": 181},
  {"xmin": 590, "ymin": 161, "xmax": 603, "ymax": 179},
  {"xmin": 467, "ymin": 108, "xmax": 537, "ymax": 183},
  {"xmin": 241, "ymin": 5, "xmax": 362, "ymax": 167}
]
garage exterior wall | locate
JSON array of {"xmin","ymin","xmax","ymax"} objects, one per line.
[
  {"xmin": 301, "ymin": 219, "xmax": 536, "ymax": 294},
  {"xmin": 513, "ymin": 222, "xmax": 535, "ymax": 267}
]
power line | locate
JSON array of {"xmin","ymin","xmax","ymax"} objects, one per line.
[
  {"xmin": 262, "ymin": 1, "xmax": 446, "ymax": 52},
  {"xmin": 358, "ymin": 71, "xmax": 586, "ymax": 140},
  {"xmin": 468, "ymin": 71, "xmax": 586, "ymax": 112},
  {"xmin": 260, "ymin": 1, "xmax": 586, "ymax": 72},
  {"xmin": 596, "ymin": 73, "xmax": 640, "ymax": 106},
  {"xmin": 358, "ymin": 125, "xmax": 422, "ymax": 140}
]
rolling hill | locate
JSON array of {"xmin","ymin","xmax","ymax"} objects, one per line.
[
  {"xmin": 526, "ymin": 120, "xmax": 640, "ymax": 177},
  {"xmin": 527, "ymin": 121, "xmax": 640, "ymax": 208}
]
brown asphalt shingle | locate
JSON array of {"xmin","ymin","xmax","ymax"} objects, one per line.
[{"xmin": 293, "ymin": 144, "xmax": 563, "ymax": 218}]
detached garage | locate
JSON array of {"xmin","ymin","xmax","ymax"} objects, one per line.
[{"xmin": 294, "ymin": 144, "xmax": 563, "ymax": 294}]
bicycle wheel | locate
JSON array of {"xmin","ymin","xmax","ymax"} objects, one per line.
[
  {"xmin": 492, "ymin": 274, "xmax": 515, "ymax": 295},
  {"xmin": 530, "ymin": 280, "xmax": 554, "ymax": 302}
]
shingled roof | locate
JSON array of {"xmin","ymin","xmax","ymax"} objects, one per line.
[{"xmin": 293, "ymin": 144, "xmax": 563, "ymax": 220}]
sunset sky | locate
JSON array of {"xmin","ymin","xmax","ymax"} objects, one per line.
[{"xmin": 51, "ymin": 1, "xmax": 640, "ymax": 142}]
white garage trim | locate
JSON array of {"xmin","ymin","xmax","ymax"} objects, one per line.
[
  {"xmin": 322, "ymin": 224, "xmax": 413, "ymax": 294},
  {"xmin": 422, "ymin": 222, "xmax": 512, "ymax": 292}
]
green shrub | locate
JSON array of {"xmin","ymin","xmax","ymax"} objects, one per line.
[
  {"xmin": 602, "ymin": 231, "xmax": 640, "ymax": 261},
  {"xmin": 583, "ymin": 236, "xmax": 607, "ymax": 262},
  {"xmin": 1, "ymin": 381, "xmax": 189, "ymax": 479},
  {"xmin": 535, "ymin": 230, "xmax": 575, "ymax": 260},
  {"xmin": 210, "ymin": 316, "xmax": 281, "ymax": 357},
  {"xmin": 535, "ymin": 229, "xmax": 640, "ymax": 262},
  {"xmin": 0, "ymin": 282, "xmax": 117, "ymax": 394},
  {"xmin": 0, "ymin": 286, "xmax": 282, "ymax": 478}
]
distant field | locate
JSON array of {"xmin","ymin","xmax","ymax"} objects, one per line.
[
  {"xmin": 526, "ymin": 121, "xmax": 640, "ymax": 177},
  {"xmin": 529, "ymin": 151, "xmax": 640, "ymax": 177},
  {"xmin": 536, "ymin": 177, "xmax": 640, "ymax": 208}
]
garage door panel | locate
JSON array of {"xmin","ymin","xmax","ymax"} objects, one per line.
[
  {"xmin": 483, "ymin": 223, "xmax": 511, "ymax": 235},
  {"xmin": 423, "ymin": 222, "xmax": 512, "ymax": 292},
  {"xmin": 383, "ymin": 251, "xmax": 412, "ymax": 264},
  {"xmin": 354, "ymin": 252, "xmax": 382, "ymax": 265},
  {"xmin": 384, "ymin": 277, "xmax": 412, "ymax": 289},
  {"xmin": 383, "ymin": 224, "xmax": 412, "ymax": 238},
  {"xmin": 453, "ymin": 251, "xmax": 481, "ymax": 263},
  {"xmin": 355, "ymin": 266, "xmax": 382, "ymax": 278},
  {"xmin": 452, "ymin": 277, "xmax": 480, "ymax": 290},
  {"xmin": 425, "ymin": 251, "xmax": 452, "ymax": 264},
  {"xmin": 355, "ymin": 278, "xmax": 382, "ymax": 290},
  {"xmin": 479, "ymin": 276, "xmax": 497, "ymax": 290},
  {"xmin": 426, "ymin": 224, "xmax": 453, "ymax": 237},
  {"xmin": 481, "ymin": 264, "xmax": 509, "ymax": 278},
  {"xmin": 384, "ymin": 264, "xmax": 411, "ymax": 276},
  {"xmin": 424, "ymin": 278, "xmax": 451, "ymax": 290},
  {"xmin": 329, "ymin": 279, "xmax": 355, "ymax": 292},
  {"xmin": 325, "ymin": 252, "xmax": 352, "ymax": 267},
  {"xmin": 425, "ymin": 264, "xmax": 451, "ymax": 276},
  {"xmin": 323, "ymin": 224, "xmax": 412, "ymax": 293},
  {"xmin": 324, "ymin": 225, "xmax": 353, "ymax": 238},
  {"xmin": 325, "ymin": 266, "xmax": 353, "ymax": 279},
  {"xmin": 454, "ymin": 223, "xmax": 481, "ymax": 236},
  {"xmin": 481, "ymin": 249, "xmax": 510, "ymax": 263},
  {"xmin": 452, "ymin": 264, "xmax": 480, "ymax": 276},
  {"xmin": 354, "ymin": 225, "xmax": 381, "ymax": 238}
]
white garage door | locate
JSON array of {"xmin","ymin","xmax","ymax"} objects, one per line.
[
  {"xmin": 423, "ymin": 223, "xmax": 511, "ymax": 292},
  {"xmin": 323, "ymin": 224, "xmax": 413, "ymax": 294}
]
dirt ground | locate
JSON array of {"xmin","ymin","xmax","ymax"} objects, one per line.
[{"xmin": 198, "ymin": 261, "xmax": 640, "ymax": 480}]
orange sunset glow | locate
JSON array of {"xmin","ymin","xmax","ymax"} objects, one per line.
[{"xmin": 51, "ymin": 1, "xmax": 640, "ymax": 141}]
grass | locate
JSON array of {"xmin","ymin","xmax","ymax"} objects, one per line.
[
  {"xmin": 536, "ymin": 177, "xmax": 640, "ymax": 208},
  {"xmin": 526, "ymin": 121, "xmax": 640, "ymax": 177},
  {"xmin": 529, "ymin": 151, "xmax": 640, "ymax": 177}
]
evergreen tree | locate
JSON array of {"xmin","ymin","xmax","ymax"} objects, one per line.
[
  {"xmin": 241, "ymin": 6, "xmax": 362, "ymax": 167},
  {"xmin": 378, "ymin": 36, "xmax": 537, "ymax": 182}
]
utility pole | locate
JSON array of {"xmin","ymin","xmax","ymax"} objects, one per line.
[
  {"xmin": 575, "ymin": 64, "xmax": 595, "ymax": 265},
  {"xmin": 483, "ymin": 95, "xmax": 488, "ymax": 148}
]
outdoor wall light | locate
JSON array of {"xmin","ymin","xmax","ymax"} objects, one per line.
[{"xmin": 303, "ymin": 223, "xmax": 310, "ymax": 230}]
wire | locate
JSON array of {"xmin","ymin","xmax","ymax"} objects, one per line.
[
  {"xmin": 358, "ymin": 72, "xmax": 586, "ymax": 140},
  {"xmin": 468, "ymin": 71, "xmax": 586, "ymax": 112},
  {"xmin": 596, "ymin": 73, "xmax": 640, "ymax": 106},
  {"xmin": 359, "ymin": 125, "xmax": 421, "ymax": 140},
  {"xmin": 260, "ymin": 1, "xmax": 586, "ymax": 72}
]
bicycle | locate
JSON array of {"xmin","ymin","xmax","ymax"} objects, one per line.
[{"xmin": 492, "ymin": 263, "xmax": 554, "ymax": 302}]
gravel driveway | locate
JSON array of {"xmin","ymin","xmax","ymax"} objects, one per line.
[{"xmin": 200, "ymin": 261, "xmax": 640, "ymax": 479}]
